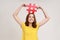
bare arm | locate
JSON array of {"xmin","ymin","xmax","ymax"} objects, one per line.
[
  {"xmin": 12, "ymin": 4, "xmax": 26, "ymax": 27},
  {"xmin": 37, "ymin": 6, "xmax": 50, "ymax": 27}
]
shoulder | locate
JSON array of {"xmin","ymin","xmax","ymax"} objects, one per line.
[
  {"xmin": 36, "ymin": 22, "xmax": 40, "ymax": 29},
  {"xmin": 21, "ymin": 22, "xmax": 25, "ymax": 26},
  {"xmin": 36, "ymin": 22, "xmax": 40, "ymax": 26},
  {"xmin": 20, "ymin": 22, "xmax": 25, "ymax": 28}
]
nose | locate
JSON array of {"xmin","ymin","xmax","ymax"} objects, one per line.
[{"xmin": 30, "ymin": 19, "xmax": 32, "ymax": 21}]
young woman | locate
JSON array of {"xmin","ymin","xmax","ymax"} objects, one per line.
[{"xmin": 12, "ymin": 4, "xmax": 50, "ymax": 40}]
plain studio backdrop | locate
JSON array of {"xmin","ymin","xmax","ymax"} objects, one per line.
[{"xmin": 0, "ymin": 0, "xmax": 60, "ymax": 40}]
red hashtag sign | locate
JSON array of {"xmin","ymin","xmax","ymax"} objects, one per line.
[{"xmin": 26, "ymin": 3, "xmax": 37, "ymax": 14}]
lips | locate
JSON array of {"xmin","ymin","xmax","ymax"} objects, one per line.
[{"xmin": 30, "ymin": 19, "xmax": 33, "ymax": 21}]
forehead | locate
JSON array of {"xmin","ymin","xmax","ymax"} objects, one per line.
[{"xmin": 29, "ymin": 14, "xmax": 34, "ymax": 17}]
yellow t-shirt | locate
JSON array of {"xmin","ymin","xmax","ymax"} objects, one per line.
[{"xmin": 21, "ymin": 22, "xmax": 40, "ymax": 40}]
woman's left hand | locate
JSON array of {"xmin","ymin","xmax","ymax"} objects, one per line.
[{"xmin": 37, "ymin": 6, "xmax": 43, "ymax": 10}]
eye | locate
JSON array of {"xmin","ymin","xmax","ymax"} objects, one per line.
[{"xmin": 29, "ymin": 16, "xmax": 31, "ymax": 18}]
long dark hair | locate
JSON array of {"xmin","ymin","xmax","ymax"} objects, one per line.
[{"xmin": 25, "ymin": 13, "xmax": 37, "ymax": 28}]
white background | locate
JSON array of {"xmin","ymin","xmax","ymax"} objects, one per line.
[{"xmin": 0, "ymin": 0, "xmax": 60, "ymax": 40}]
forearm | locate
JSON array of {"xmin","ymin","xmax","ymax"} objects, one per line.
[
  {"xmin": 37, "ymin": 7, "xmax": 50, "ymax": 27},
  {"xmin": 37, "ymin": 6, "xmax": 50, "ymax": 19},
  {"xmin": 41, "ymin": 9, "xmax": 50, "ymax": 19},
  {"xmin": 12, "ymin": 4, "xmax": 26, "ymax": 26},
  {"xmin": 13, "ymin": 6, "xmax": 22, "ymax": 16}
]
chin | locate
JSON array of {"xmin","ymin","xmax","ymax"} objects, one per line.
[{"xmin": 29, "ymin": 21, "xmax": 34, "ymax": 23}]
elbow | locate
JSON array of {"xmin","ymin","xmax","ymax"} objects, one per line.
[
  {"xmin": 46, "ymin": 16, "xmax": 51, "ymax": 21},
  {"xmin": 12, "ymin": 14, "xmax": 16, "ymax": 18},
  {"xmin": 48, "ymin": 17, "xmax": 50, "ymax": 20},
  {"xmin": 12, "ymin": 13, "xmax": 17, "ymax": 17},
  {"xmin": 47, "ymin": 17, "xmax": 51, "ymax": 21}
]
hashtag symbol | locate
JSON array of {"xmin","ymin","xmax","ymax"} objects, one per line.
[{"xmin": 27, "ymin": 3, "xmax": 37, "ymax": 14}]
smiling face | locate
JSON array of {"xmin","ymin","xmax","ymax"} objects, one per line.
[
  {"xmin": 28, "ymin": 14, "xmax": 34, "ymax": 23},
  {"xmin": 25, "ymin": 13, "xmax": 37, "ymax": 28}
]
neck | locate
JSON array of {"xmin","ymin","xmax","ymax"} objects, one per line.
[{"xmin": 29, "ymin": 23, "xmax": 32, "ymax": 27}]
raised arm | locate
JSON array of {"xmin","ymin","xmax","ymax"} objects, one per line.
[
  {"xmin": 37, "ymin": 6, "xmax": 50, "ymax": 27},
  {"xmin": 12, "ymin": 4, "xmax": 26, "ymax": 27}
]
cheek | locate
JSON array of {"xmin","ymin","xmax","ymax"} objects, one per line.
[
  {"xmin": 28, "ymin": 18, "xmax": 31, "ymax": 21},
  {"xmin": 32, "ymin": 18, "xmax": 34, "ymax": 21}
]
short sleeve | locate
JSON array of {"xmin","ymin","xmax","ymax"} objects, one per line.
[
  {"xmin": 21, "ymin": 22, "xmax": 25, "ymax": 29},
  {"xmin": 36, "ymin": 22, "xmax": 40, "ymax": 29}
]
